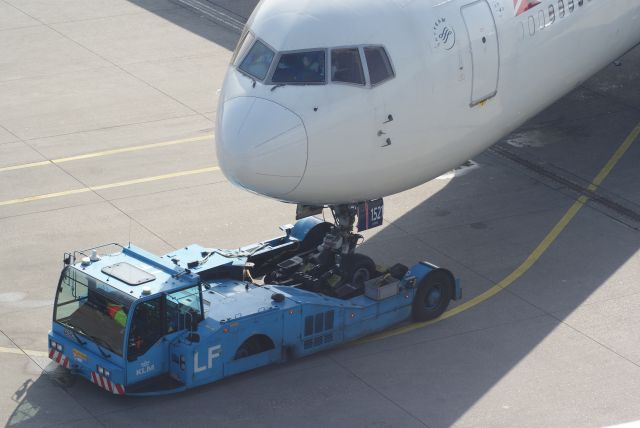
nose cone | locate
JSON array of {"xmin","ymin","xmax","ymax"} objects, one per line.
[{"xmin": 216, "ymin": 97, "xmax": 308, "ymax": 198}]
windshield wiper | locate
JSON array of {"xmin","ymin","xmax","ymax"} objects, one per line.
[
  {"xmin": 271, "ymin": 83, "xmax": 286, "ymax": 92},
  {"xmin": 59, "ymin": 321, "xmax": 113, "ymax": 358},
  {"xmin": 87, "ymin": 335, "xmax": 114, "ymax": 358},
  {"xmin": 59, "ymin": 322, "xmax": 86, "ymax": 345}
]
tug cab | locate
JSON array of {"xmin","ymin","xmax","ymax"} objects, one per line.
[{"xmin": 50, "ymin": 245, "xmax": 205, "ymax": 394}]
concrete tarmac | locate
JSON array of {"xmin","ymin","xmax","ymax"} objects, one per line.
[{"xmin": 1, "ymin": 1, "xmax": 639, "ymax": 426}]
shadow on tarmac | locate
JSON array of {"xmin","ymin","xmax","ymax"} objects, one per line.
[
  {"xmin": 5, "ymin": 1, "xmax": 640, "ymax": 426},
  {"xmin": 7, "ymin": 107, "xmax": 639, "ymax": 425}
]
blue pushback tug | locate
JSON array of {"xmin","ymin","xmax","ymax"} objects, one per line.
[{"xmin": 49, "ymin": 214, "xmax": 461, "ymax": 395}]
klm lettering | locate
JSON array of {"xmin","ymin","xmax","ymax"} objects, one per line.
[{"xmin": 136, "ymin": 360, "xmax": 155, "ymax": 376}]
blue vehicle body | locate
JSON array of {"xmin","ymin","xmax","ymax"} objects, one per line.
[{"xmin": 48, "ymin": 217, "xmax": 460, "ymax": 396}]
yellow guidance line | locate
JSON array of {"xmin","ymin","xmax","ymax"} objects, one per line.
[
  {"xmin": 0, "ymin": 166, "xmax": 220, "ymax": 207},
  {"xmin": 0, "ymin": 134, "xmax": 213, "ymax": 173},
  {"xmin": 0, "ymin": 346, "xmax": 49, "ymax": 358},
  {"xmin": 363, "ymin": 122, "xmax": 640, "ymax": 343},
  {"xmin": 2, "ymin": 125, "xmax": 639, "ymax": 356}
]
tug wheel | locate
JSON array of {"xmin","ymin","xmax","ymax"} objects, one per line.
[
  {"xmin": 342, "ymin": 254, "xmax": 376, "ymax": 287},
  {"xmin": 412, "ymin": 270, "xmax": 453, "ymax": 322}
]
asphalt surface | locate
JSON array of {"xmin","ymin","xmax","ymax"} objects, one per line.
[{"xmin": 1, "ymin": 1, "xmax": 639, "ymax": 427}]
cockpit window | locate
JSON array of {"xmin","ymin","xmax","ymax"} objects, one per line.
[
  {"xmin": 231, "ymin": 31, "xmax": 255, "ymax": 66},
  {"xmin": 271, "ymin": 50, "xmax": 326, "ymax": 84},
  {"xmin": 364, "ymin": 46, "xmax": 394, "ymax": 85},
  {"xmin": 238, "ymin": 40, "xmax": 275, "ymax": 81},
  {"xmin": 331, "ymin": 48, "xmax": 365, "ymax": 85}
]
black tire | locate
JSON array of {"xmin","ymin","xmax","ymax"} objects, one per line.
[
  {"xmin": 342, "ymin": 253, "xmax": 376, "ymax": 287},
  {"xmin": 411, "ymin": 270, "xmax": 453, "ymax": 322}
]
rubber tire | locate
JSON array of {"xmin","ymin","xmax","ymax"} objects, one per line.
[
  {"xmin": 342, "ymin": 253, "xmax": 376, "ymax": 287},
  {"xmin": 411, "ymin": 270, "xmax": 453, "ymax": 322}
]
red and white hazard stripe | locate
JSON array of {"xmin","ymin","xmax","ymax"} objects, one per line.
[
  {"xmin": 49, "ymin": 348, "xmax": 70, "ymax": 369},
  {"xmin": 90, "ymin": 372, "xmax": 125, "ymax": 395}
]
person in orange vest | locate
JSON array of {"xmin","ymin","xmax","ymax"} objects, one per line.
[{"xmin": 106, "ymin": 303, "xmax": 127, "ymax": 328}]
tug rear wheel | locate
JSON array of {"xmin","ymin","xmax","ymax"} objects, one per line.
[{"xmin": 412, "ymin": 270, "xmax": 453, "ymax": 322}]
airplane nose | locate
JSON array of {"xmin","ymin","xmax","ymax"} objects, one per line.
[{"xmin": 216, "ymin": 97, "xmax": 308, "ymax": 198}]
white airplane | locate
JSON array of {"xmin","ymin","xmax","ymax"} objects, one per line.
[{"xmin": 216, "ymin": 0, "xmax": 640, "ymax": 234}]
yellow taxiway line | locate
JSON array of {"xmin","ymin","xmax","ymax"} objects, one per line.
[
  {"xmin": 363, "ymin": 122, "xmax": 640, "ymax": 342},
  {"xmin": 0, "ymin": 134, "xmax": 213, "ymax": 173},
  {"xmin": 0, "ymin": 346, "xmax": 49, "ymax": 358},
  {"xmin": 0, "ymin": 124, "xmax": 638, "ymax": 356},
  {"xmin": 0, "ymin": 166, "xmax": 220, "ymax": 207}
]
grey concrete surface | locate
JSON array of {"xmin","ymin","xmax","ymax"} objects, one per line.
[
  {"xmin": 3, "ymin": 0, "xmax": 179, "ymax": 25},
  {"xmin": 0, "ymin": 1, "xmax": 639, "ymax": 427}
]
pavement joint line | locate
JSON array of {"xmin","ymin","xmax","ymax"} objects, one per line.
[
  {"xmin": 21, "ymin": 1, "xmax": 215, "ymax": 127},
  {"xmin": 362, "ymin": 121, "xmax": 640, "ymax": 343},
  {"xmin": 0, "ymin": 166, "xmax": 220, "ymax": 207},
  {"xmin": 0, "ymin": 134, "xmax": 213, "ymax": 173}
]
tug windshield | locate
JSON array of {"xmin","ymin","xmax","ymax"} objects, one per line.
[{"xmin": 54, "ymin": 267, "xmax": 134, "ymax": 356}]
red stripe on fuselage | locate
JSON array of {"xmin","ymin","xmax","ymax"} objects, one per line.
[{"xmin": 514, "ymin": 0, "xmax": 541, "ymax": 16}]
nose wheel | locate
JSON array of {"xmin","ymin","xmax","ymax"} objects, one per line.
[{"xmin": 342, "ymin": 253, "xmax": 376, "ymax": 287}]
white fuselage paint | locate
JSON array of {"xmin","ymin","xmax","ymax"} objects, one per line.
[{"xmin": 216, "ymin": 0, "xmax": 640, "ymax": 205}]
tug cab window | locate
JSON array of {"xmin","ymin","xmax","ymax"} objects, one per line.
[
  {"xmin": 54, "ymin": 267, "xmax": 134, "ymax": 356},
  {"xmin": 331, "ymin": 48, "xmax": 365, "ymax": 85},
  {"xmin": 127, "ymin": 285, "xmax": 203, "ymax": 361},
  {"xmin": 128, "ymin": 297, "xmax": 163, "ymax": 361},
  {"xmin": 364, "ymin": 46, "xmax": 394, "ymax": 85},
  {"xmin": 166, "ymin": 286, "xmax": 203, "ymax": 334},
  {"xmin": 271, "ymin": 50, "xmax": 326, "ymax": 84},
  {"xmin": 238, "ymin": 40, "xmax": 275, "ymax": 81}
]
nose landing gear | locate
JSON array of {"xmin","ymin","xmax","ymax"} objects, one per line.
[
  {"xmin": 260, "ymin": 199, "xmax": 459, "ymax": 318},
  {"xmin": 263, "ymin": 203, "xmax": 380, "ymax": 298}
]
